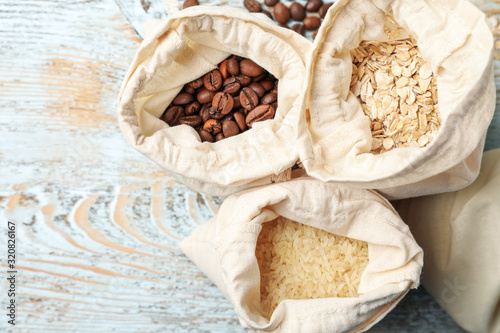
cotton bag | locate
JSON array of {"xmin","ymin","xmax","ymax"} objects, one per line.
[
  {"xmin": 395, "ymin": 149, "xmax": 500, "ymax": 333},
  {"xmin": 181, "ymin": 178, "xmax": 423, "ymax": 332},
  {"xmin": 297, "ymin": 0, "xmax": 495, "ymax": 200},
  {"xmin": 117, "ymin": 5, "xmax": 311, "ymax": 196}
]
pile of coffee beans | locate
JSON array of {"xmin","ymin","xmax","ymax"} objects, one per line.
[
  {"xmin": 243, "ymin": 0, "xmax": 333, "ymax": 39},
  {"xmin": 161, "ymin": 56, "xmax": 278, "ymax": 143}
]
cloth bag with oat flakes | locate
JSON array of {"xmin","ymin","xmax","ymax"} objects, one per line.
[
  {"xmin": 296, "ymin": 0, "xmax": 496, "ymax": 200},
  {"xmin": 181, "ymin": 178, "xmax": 423, "ymax": 333},
  {"xmin": 117, "ymin": 5, "xmax": 311, "ymax": 196}
]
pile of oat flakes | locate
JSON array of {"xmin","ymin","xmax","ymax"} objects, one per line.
[{"xmin": 350, "ymin": 29, "xmax": 441, "ymax": 154}]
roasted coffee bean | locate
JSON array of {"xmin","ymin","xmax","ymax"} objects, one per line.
[
  {"xmin": 240, "ymin": 59, "xmax": 263, "ymax": 77},
  {"xmin": 163, "ymin": 106, "xmax": 185, "ymax": 126},
  {"xmin": 312, "ymin": 30, "xmax": 318, "ymax": 40},
  {"xmin": 203, "ymin": 119, "xmax": 222, "ymax": 134},
  {"xmin": 271, "ymin": 101, "xmax": 278, "ymax": 110},
  {"xmin": 261, "ymin": 10, "xmax": 273, "ymax": 19},
  {"xmin": 244, "ymin": 0, "xmax": 261, "ymax": 12},
  {"xmin": 249, "ymin": 82, "xmax": 265, "ymax": 98},
  {"xmin": 203, "ymin": 69, "xmax": 223, "ymax": 91},
  {"xmin": 200, "ymin": 104, "xmax": 212, "ymax": 122},
  {"xmin": 222, "ymin": 120, "xmax": 240, "ymax": 138},
  {"xmin": 252, "ymin": 72, "xmax": 267, "ymax": 82},
  {"xmin": 199, "ymin": 129, "xmax": 214, "ymax": 142},
  {"xmin": 319, "ymin": 2, "xmax": 333, "ymax": 18},
  {"xmin": 227, "ymin": 58, "xmax": 239, "ymax": 76},
  {"xmin": 182, "ymin": 0, "xmax": 198, "ymax": 9},
  {"xmin": 233, "ymin": 111, "xmax": 247, "ymax": 131},
  {"xmin": 184, "ymin": 84, "xmax": 196, "ymax": 95},
  {"xmin": 291, "ymin": 23, "xmax": 305, "ymax": 36},
  {"xmin": 173, "ymin": 93, "xmax": 194, "ymax": 105},
  {"xmin": 246, "ymin": 104, "xmax": 275, "ymax": 127},
  {"xmin": 215, "ymin": 133, "xmax": 225, "ymax": 141},
  {"xmin": 280, "ymin": 23, "xmax": 289, "ymax": 29},
  {"xmin": 265, "ymin": 0, "xmax": 279, "ymax": 6},
  {"xmin": 273, "ymin": 3, "xmax": 290, "ymax": 24},
  {"xmin": 197, "ymin": 89, "xmax": 216, "ymax": 104},
  {"xmin": 240, "ymin": 87, "xmax": 259, "ymax": 111},
  {"xmin": 222, "ymin": 114, "xmax": 234, "ymax": 122},
  {"xmin": 189, "ymin": 77, "xmax": 204, "ymax": 89},
  {"xmin": 233, "ymin": 95, "xmax": 242, "ymax": 109},
  {"xmin": 305, "ymin": 0, "xmax": 323, "ymax": 12},
  {"xmin": 212, "ymin": 92, "xmax": 234, "ymax": 115},
  {"xmin": 223, "ymin": 77, "xmax": 241, "ymax": 95},
  {"xmin": 303, "ymin": 16, "xmax": 321, "ymax": 30},
  {"xmin": 235, "ymin": 74, "xmax": 251, "ymax": 87},
  {"xmin": 185, "ymin": 101, "xmax": 200, "ymax": 115},
  {"xmin": 219, "ymin": 59, "xmax": 229, "ymax": 80},
  {"xmin": 260, "ymin": 80, "xmax": 274, "ymax": 91},
  {"xmin": 290, "ymin": 2, "xmax": 306, "ymax": 21},
  {"xmin": 179, "ymin": 115, "xmax": 202, "ymax": 127},
  {"xmin": 209, "ymin": 107, "xmax": 225, "ymax": 120},
  {"xmin": 261, "ymin": 92, "xmax": 277, "ymax": 105}
]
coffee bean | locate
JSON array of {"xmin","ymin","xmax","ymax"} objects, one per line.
[
  {"xmin": 179, "ymin": 115, "xmax": 202, "ymax": 127},
  {"xmin": 173, "ymin": 93, "xmax": 194, "ymax": 105},
  {"xmin": 163, "ymin": 106, "xmax": 185, "ymax": 126},
  {"xmin": 246, "ymin": 105, "xmax": 275, "ymax": 127},
  {"xmin": 265, "ymin": 0, "xmax": 279, "ymax": 6},
  {"xmin": 240, "ymin": 87, "xmax": 259, "ymax": 111},
  {"xmin": 249, "ymin": 82, "xmax": 265, "ymax": 98},
  {"xmin": 290, "ymin": 2, "xmax": 306, "ymax": 21},
  {"xmin": 243, "ymin": 0, "xmax": 261, "ymax": 12},
  {"xmin": 319, "ymin": 2, "xmax": 333, "ymax": 18},
  {"xmin": 303, "ymin": 16, "xmax": 321, "ymax": 30},
  {"xmin": 222, "ymin": 77, "xmax": 241, "ymax": 95},
  {"xmin": 252, "ymin": 72, "xmax": 267, "ymax": 82},
  {"xmin": 305, "ymin": 0, "xmax": 322, "ymax": 12},
  {"xmin": 200, "ymin": 104, "xmax": 212, "ymax": 122},
  {"xmin": 184, "ymin": 84, "xmax": 196, "ymax": 95},
  {"xmin": 222, "ymin": 114, "xmax": 234, "ymax": 122},
  {"xmin": 215, "ymin": 133, "xmax": 225, "ymax": 141},
  {"xmin": 212, "ymin": 92, "xmax": 234, "ymax": 115},
  {"xmin": 219, "ymin": 59, "xmax": 229, "ymax": 80},
  {"xmin": 199, "ymin": 129, "xmax": 214, "ymax": 142},
  {"xmin": 185, "ymin": 101, "xmax": 200, "ymax": 115},
  {"xmin": 240, "ymin": 59, "xmax": 263, "ymax": 77},
  {"xmin": 197, "ymin": 89, "xmax": 216, "ymax": 104},
  {"xmin": 312, "ymin": 30, "xmax": 318, "ymax": 40},
  {"xmin": 222, "ymin": 120, "xmax": 240, "ymax": 138},
  {"xmin": 260, "ymin": 80, "xmax": 274, "ymax": 91},
  {"xmin": 209, "ymin": 107, "xmax": 225, "ymax": 120},
  {"xmin": 271, "ymin": 101, "xmax": 278, "ymax": 110},
  {"xmin": 203, "ymin": 69, "xmax": 222, "ymax": 91},
  {"xmin": 233, "ymin": 95, "xmax": 242, "ymax": 109},
  {"xmin": 233, "ymin": 111, "xmax": 247, "ymax": 131},
  {"xmin": 280, "ymin": 23, "xmax": 289, "ymax": 29},
  {"xmin": 291, "ymin": 23, "xmax": 305, "ymax": 36},
  {"xmin": 261, "ymin": 10, "xmax": 273, "ymax": 20},
  {"xmin": 235, "ymin": 74, "xmax": 251, "ymax": 87},
  {"xmin": 203, "ymin": 119, "xmax": 222, "ymax": 134},
  {"xmin": 189, "ymin": 77, "xmax": 204, "ymax": 89},
  {"xmin": 182, "ymin": 0, "xmax": 198, "ymax": 9},
  {"xmin": 227, "ymin": 58, "xmax": 239, "ymax": 76},
  {"xmin": 261, "ymin": 92, "xmax": 277, "ymax": 105},
  {"xmin": 273, "ymin": 3, "xmax": 290, "ymax": 24}
]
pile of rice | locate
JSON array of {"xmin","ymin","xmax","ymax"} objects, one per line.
[{"xmin": 255, "ymin": 217, "xmax": 369, "ymax": 319}]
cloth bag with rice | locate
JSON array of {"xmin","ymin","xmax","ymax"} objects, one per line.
[
  {"xmin": 395, "ymin": 149, "xmax": 500, "ymax": 333},
  {"xmin": 181, "ymin": 178, "xmax": 423, "ymax": 332},
  {"xmin": 297, "ymin": 0, "xmax": 495, "ymax": 199},
  {"xmin": 117, "ymin": 5, "xmax": 311, "ymax": 196}
]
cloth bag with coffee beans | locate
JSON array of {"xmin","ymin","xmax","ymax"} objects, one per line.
[
  {"xmin": 118, "ymin": 5, "xmax": 311, "ymax": 196},
  {"xmin": 181, "ymin": 178, "xmax": 423, "ymax": 332},
  {"xmin": 395, "ymin": 148, "xmax": 500, "ymax": 333},
  {"xmin": 296, "ymin": 0, "xmax": 495, "ymax": 199}
]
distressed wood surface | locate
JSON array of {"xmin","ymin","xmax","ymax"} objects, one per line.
[{"xmin": 0, "ymin": 0, "xmax": 498, "ymax": 332}]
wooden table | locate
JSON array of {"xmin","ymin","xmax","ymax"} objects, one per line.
[{"xmin": 1, "ymin": 0, "xmax": 498, "ymax": 332}]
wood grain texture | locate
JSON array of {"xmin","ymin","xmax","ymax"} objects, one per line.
[{"xmin": 0, "ymin": 0, "xmax": 498, "ymax": 332}]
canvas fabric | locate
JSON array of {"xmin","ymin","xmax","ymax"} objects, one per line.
[
  {"xmin": 117, "ymin": 5, "xmax": 311, "ymax": 196},
  {"xmin": 396, "ymin": 149, "xmax": 500, "ymax": 333},
  {"xmin": 181, "ymin": 178, "xmax": 423, "ymax": 332},
  {"xmin": 297, "ymin": 0, "xmax": 495, "ymax": 200}
]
